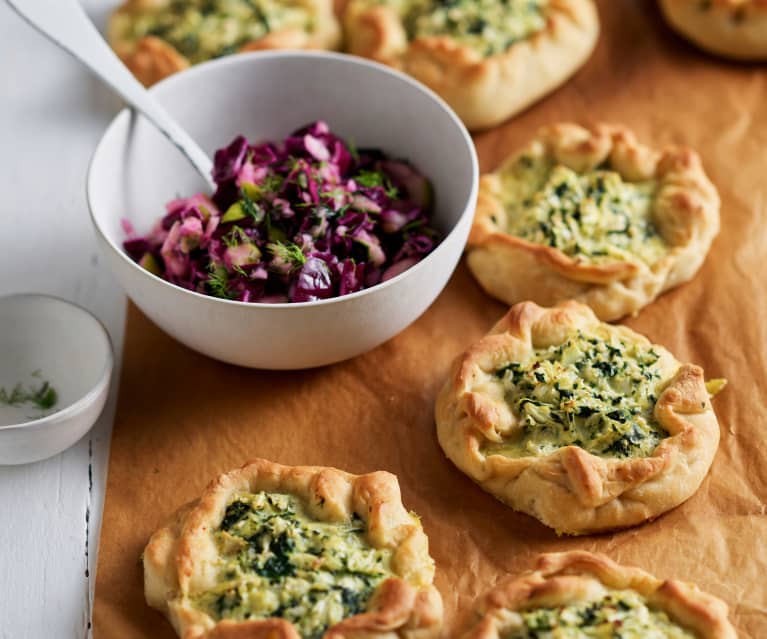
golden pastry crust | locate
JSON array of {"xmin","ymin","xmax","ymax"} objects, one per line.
[
  {"xmin": 435, "ymin": 300, "xmax": 723, "ymax": 535},
  {"xmin": 462, "ymin": 551, "xmax": 737, "ymax": 639},
  {"xmin": 144, "ymin": 458, "xmax": 443, "ymax": 639},
  {"xmin": 342, "ymin": 0, "xmax": 599, "ymax": 131},
  {"xmin": 466, "ymin": 123, "xmax": 720, "ymax": 321},
  {"xmin": 108, "ymin": 0, "xmax": 342, "ymax": 86},
  {"xmin": 659, "ymin": 0, "xmax": 767, "ymax": 61}
]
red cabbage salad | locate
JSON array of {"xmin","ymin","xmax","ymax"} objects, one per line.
[{"xmin": 123, "ymin": 121, "xmax": 439, "ymax": 303}]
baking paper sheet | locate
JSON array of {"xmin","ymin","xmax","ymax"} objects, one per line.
[{"xmin": 93, "ymin": 2, "xmax": 767, "ymax": 635}]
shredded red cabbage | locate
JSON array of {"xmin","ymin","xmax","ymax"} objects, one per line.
[{"xmin": 123, "ymin": 121, "xmax": 439, "ymax": 303}]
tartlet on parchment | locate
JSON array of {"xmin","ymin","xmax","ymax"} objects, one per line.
[
  {"xmin": 467, "ymin": 123, "xmax": 720, "ymax": 321},
  {"xmin": 144, "ymin": 458, "xmax": 442, "ymax": 638},
  {"xmin": 343, "ymin": 0, "xmax": 599, "ymax": 130},
  {"xmin": 108, "ymin": 0, "xmax": 341, "ymax": 86},
  {"xmin": 436, "ymin": 300, "xmax": 724, "ymax": 535}
]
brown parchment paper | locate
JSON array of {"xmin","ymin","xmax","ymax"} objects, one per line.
[{"xmin": 93, "ymin": 2, "xmax": 767, "ymax": 636}]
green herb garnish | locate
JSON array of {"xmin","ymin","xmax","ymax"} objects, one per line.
[
  {"xmin": 222, "ymin": 226, "xmax": 250, "ymax": 248},
  {"xmin": 267, "ymin": 241, "xmax": 306, "ymax": 267},
  {"xmin": 260, "ymin": 173, "xmax": 284, "ymax": 194},
  {"xmin": 240, "ymin": 189, "xmax": 265, "ymax": 224},
  {"xmin": 206, "ymin": 264, "xmax": 234, "ymax": 299},
  {"xmin": 354, "ymin": 169, "xmax": 399, "ymax": 198},
  {"xmin": 0, "ymin": 377, "xmax": 58, "ymax": 411}
]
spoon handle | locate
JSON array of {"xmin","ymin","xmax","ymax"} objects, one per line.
[{"xmin": 5, "ymin": 0, "xmax": 216, "ymax": 191}]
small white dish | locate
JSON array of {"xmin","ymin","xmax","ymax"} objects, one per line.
[
  {"xmin": 0, "ymin": 294, "xmax": 113, "ymax": 465},
  {"xmin": 87, "ymin": 51, "xmax": 478, "ymax": 369}
]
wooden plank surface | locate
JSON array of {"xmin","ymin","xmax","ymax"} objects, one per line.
[{"xmin": 0, "ymin": 2, "xmax": 124, "ymax": 637}]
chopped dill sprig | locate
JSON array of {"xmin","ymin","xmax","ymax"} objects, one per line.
[
  {"xmin": 222, "ymin": 226, "xmax": 250, "ymax": 248},
  {"xmin": 206, "ymin": 264, "xmax": 234, "ymax": 299},
  {"xmin": 239, "ymin": 189, "xmax": 264, "ymax": 223},
  {"xmin": 354, "ymin": 169, "xmax": 399, "ymax": 198},
  {"xmin": 267, "ymin": 241, "xmax": 306, "ymax": 267},
  {"xmin": 0, "ymin": 378, "xmax": 58, "ymax": 411}
]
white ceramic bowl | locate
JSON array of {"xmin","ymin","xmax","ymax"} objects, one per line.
[
  {"xmin": 88, "ymin": 51, "xmax": 478, "ymax": 369},
  {"xmin": 0, "ymin": 295, "xmax": 113, "ymax": 465}
]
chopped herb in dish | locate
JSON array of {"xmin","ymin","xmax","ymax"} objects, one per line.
[
  {"xmin": 501, "ymin": 155, "xmax": 668, "ymax": 265},
  {"xmin": 0, "ymin": 373, "xmax": 58, "ymax": 412},
  {"xmin": 505, "ymin": 589, "xmax": 697, "ymax": 638},
  {"xmin": 123, "ymin": 121, "xmax": 438, "ymax": 303},
  {"xmin": 194, "ymin": 491, "xmax": 393, "ymax": 639},
  {"xmin": 488, "ymin": 329, "xmax": 669, "ymax": 459},
  {"xmin": 118, "ymin": 0, "xmax": 319, "ymax": 64}
]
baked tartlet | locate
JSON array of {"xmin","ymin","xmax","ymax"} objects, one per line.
[
  {"xmin": 342, "ymin": 0, "xmax": 599, "ymax": 130},
  {"xmin": 144, "ymin": 458, "xmax": 443, "ymax": 638},
  {"xmin": 435, "ymin": 300, "xmax": 725, "ymax": 535},
  {"xmin": 659, "ymin": 0, "xmax": 767, "ymax": 61},
  {"xmin": 462, "ymin": 551, "xmax": 736, "ymax": 638},
  {"xmin": 108, "ymin": 0, "xmax": 342, "ymax": 86},
  {"xmin": 467, "ymin": 123, "xmax": 720, "ymax": 321}
]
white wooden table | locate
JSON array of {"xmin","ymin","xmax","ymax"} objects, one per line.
[{"xmin": 0, "ymin": 2, "xmax": 127, "ymax": 636}]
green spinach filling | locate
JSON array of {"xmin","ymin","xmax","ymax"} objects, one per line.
[
  {"xmin": 124, "ymin": 0, "xmax": 315, "ymax": 64},
  {"xmin": 194, "ymin": 492, "xmax": 392, "ymax": 639},
  {"xmin": 488, "ymin": 330, "xmax": 668, "ymax": 459},
  {"xmin": 502, "ymin": 155, "xmax": 667, "ymax": 265},
  {"xmin": 504, "ymin": 589, "xmax": 697, "ymax": 638},
  {"xmin": 366, "ymin": 0, "xmax": 548, "ymax": 57}
]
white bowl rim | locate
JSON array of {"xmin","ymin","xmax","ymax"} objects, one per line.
[
  {"xmin": 0, "ymin": 293, "xmax": 114, "ymax": 433},
  {"xmin": 86, "ymin": 49, "xmax": 479, "ymax": 310}
]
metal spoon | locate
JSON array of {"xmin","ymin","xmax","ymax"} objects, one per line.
[{"xmin": 5, "ymin": 0, "xmax": 216, "ymax": 191}]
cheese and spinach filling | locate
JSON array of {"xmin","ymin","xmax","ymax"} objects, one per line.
[
  {"xmin": 487, "ymin": 330, "xmax": 669, "ymax": 459},
  {"xmin": 122, "ymin": 0, "xmax": 316, "ymax": 64},
  {"xmin": 363, "ymin": 0, "xmax": 548, "ymax": 57},
  {"xmin": 499, "ymin": 155, "xmax": 668, "ymax": 265},
  {"xmin": 504, "ymin": 589, "xmax": 697, "ymax": 639},
  {"xmin": 194, "ymin": 492, "xmax": 393, "ymax": 639}
]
